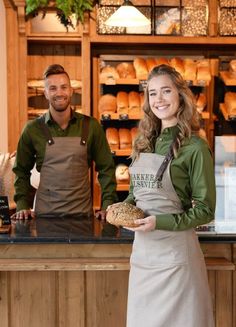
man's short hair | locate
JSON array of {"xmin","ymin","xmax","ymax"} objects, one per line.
[{"xmin": 43, "ymin": 64, "xmax": 70, "ymax": 80}]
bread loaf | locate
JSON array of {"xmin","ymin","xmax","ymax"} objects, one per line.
[
  {"xmin": 98, "ymin": 94, "xmax": 117, "ymax": 113},
  {"xmin": 117, "ymin": 91, "xmax": 129, "ymax": 114},
  {"xmin": 133, "ymin": 58, "xmax": 148, "ymax": 80},
  {"xmin": 225, "ymin": 92, "xmax": 236, "ymax": 116},
  {"xmin": 116, "ymin": 62, "xmax": 136, "ymax": 79},
  {"xmin": 100, "ymin": 66, "xmax": 119, "ymax": 81},
  {"xmin": 169, "ymin": 57, "xmax": 185, "ymax": 76},
  {"xmin": 130, "ymin": 127, "xmax": 138, "ymax": 144},
  {"xmin": 106, "ymin": 128, "xmax": 119, "ymax": 151},
  {"xmin": 115, "ymin": 164, "xmax": 130, "ymax": 184},
  {"xmin": 128, "ymin": 91, "xmax": 140, "ymax": 111},
  {"xmin": 106, "ymin": 202, "xmax": 145, "ymax": 227},
  {"xmin": 140, "ymin": 92, "xmax": 145, "ymax": 107},
  {"xmin": 196, "ymin": 93, "xmax": 206, "ymax": 112},
  {"xmin": 119, "ymin": 128, "xmax": 132, "ymax": 149},
  {"xmin": 146, "ymin": 58, "xmax": 157, "ymax": 72},
  {"xmin": 196, "ymin": 60, "xmax": 211, "ymax": 82},
  {"xmin": 229, "ymin": 59, "xmax": 236, "ymax": 77},
  {"xmin": 155, "ymin": 57, "xmax": 169, "ymax": 67},
  {"xmin": 184, "ymin": 59, "xmax": 197, "ymax": 81}
]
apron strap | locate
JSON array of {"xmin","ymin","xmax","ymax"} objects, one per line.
[
  {"xmin": 37, "ymin": 115, "xmax": 54, "ymax": 146},
  {"xmin": 154, "ymin": 137, "xmax": 178, "ymax": 182},
  {"xmin": 80, "ymin": 115, "xmax": 90, "ymax": 146}
]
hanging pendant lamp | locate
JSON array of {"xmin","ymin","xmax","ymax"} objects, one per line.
[{"xmin": 105, "ymin": 0, "xmax": 150, "ymax": 27}]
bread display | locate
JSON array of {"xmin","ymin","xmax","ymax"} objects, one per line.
[
  {"xmin": 146, "ymin": 58, "xmax": 157, "ymax": 72},
  {"xmin": 98, "ymin": 94, "xmax": 117, "ymax": 113},
  {"xmin": 106, "ymin": 128, "xmax": 119, "ymax": 151},
  {"xmin": 116, "ymin": 62, "xmax": 136, "ymax": 79},
  {"xmin": 184, "ymin": 59, "xmax": 197, "ymax": 81},
  {"xmin": 100, "ymin": 65, "xmax": 119, "ymax": 81},
  {"xmin": 106, "ymin": 202, "xmax": 145, "ymax": 227},
  {"xmin": 133, "ymin": 58, "xmax": 148, "ymax": 80},
  {"xmin": 119, "ymin": 128, "xmax": 132, "ymax": 149},
  {"xmin": 117, "ymin": 91, "xmax": 129, "ymax": 114},
  {"xmin": 169, "ymin": 57, "xmax": 185, "ymax": 76},
  {"xmin": 115, "ymin": 164, "xmax": 130, "ymax": 184},
  {"xmin": 225, "ymin": 92, "xmax": 236, "ymax": 117}
]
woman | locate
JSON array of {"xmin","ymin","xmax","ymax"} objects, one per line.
[{"xmin": 124, "ymin": 65, "xmax": 215, "ymax": 327}]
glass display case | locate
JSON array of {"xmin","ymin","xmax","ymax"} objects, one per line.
[{"xmin": 215, "ymin": 135, "xmax": 236, "ymax": 232}]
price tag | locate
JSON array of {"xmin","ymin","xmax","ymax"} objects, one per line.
[
  {"xmin": 139, "ymin": 80, "xmax": 147, "ymax": 91},
  {"xmin": 0, "ymin": 196, "xmax": 11, "ymax": 225},
  {"xmin": 119, "ymin": 113, "xmax": 129, "ymax": 120},
  {"xmin": 101, "ymin": 113, "xmax": 111, "ymax": 121}
]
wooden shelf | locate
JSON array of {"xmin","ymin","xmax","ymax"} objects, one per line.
[
  {"xmin": 111, "ymin": 149, "xmax": 132, "ymax": 156},
  {"xmin": 117, "ymin": 184, "xmax": 129, "ymax": 191}
]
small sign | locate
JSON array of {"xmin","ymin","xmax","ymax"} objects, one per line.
[
  {"xmin": 0, "ymin": 196, "xmax": 11, "ymax": 225},
  {"xmin": 119, "ymin": 113, "xmax": 129, "ymax": 120},
  {"xmin": 101, "ymin": 113, "xmax": 111, "ymax": 121},
  {"xmin": 139, "ymin": 80, "xmax": 147, "ymax": 92}
]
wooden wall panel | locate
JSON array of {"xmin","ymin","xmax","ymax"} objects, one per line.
[
  {"xmin": 215, "ymin": 271, "xmax": 233, "ymax": 327},
  {"xmin": 27, "ymin": 44, "xmax": 82, "ymax": 81},
  {"xmin": 58, "ymin": 271, "xmax": 85, "ymax": 327},
  {"xmin": 86, "ymin": 271, "xmax": 129, "ymax": 327},
  {"xmin": 9, "ymin": 271, "xmax": 58, "ymax": 327}
]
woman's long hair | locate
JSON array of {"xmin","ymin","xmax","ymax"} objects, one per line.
[{"xmin": 132, "ymin": 64, "xmax": 200, "ymax": 161}]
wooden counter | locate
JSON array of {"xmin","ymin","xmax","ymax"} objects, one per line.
[{"xmin": 0, "ymin": 218, "xmax": 235, "ymax": 327}]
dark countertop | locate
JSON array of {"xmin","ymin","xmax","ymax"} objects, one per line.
[{"xmin": 0, "ymin": 216, "xmax": 236, "ymax": 244}]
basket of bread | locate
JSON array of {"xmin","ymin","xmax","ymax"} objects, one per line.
[{"xmin": 106, "ymin": 202, "xmax": 144, "ymax": 227}]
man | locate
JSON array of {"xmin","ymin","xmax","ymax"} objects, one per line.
[{"xmin": 12, "ymin": 64, "xmax": 118, "ymax": 233}]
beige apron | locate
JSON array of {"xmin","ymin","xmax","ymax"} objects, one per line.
[
  {"xmin": 34, "ymin": 116, "xmax": 93, "ymax": 231},
  {"xmin": 127, "ymin": 151, "xmax": 214, "ymax": 327}
]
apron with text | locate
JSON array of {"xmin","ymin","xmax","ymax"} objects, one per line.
[
  {"xmin": 34, "ymin": 116, "xmax": 94, "ymax": 232},
  {"xmin": 127, "ymin": 152, "xmax": 214, "ymax": 327}
]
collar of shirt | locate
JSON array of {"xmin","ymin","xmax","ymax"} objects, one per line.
[{"xmin": 44, "ymin": 109, "xmax": 78, "ymax": 126}]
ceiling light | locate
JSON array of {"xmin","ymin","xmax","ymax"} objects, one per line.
[{"xmin": 105, "ymin": 0, "xmax": 150, "ymax": 27}]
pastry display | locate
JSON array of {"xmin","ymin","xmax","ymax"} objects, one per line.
[{"xmin": 106, "ymin": 202, "xmax": 145, "ymax": 227}]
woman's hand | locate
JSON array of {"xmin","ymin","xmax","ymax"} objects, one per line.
[{"xmin": 123, "ymin": 215, "xmax": 156, "ymax": 232}]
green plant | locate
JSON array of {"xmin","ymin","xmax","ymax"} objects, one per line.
[{"xmin": 25, "ymin": 0, "xmax": 95, "ymax": 28}]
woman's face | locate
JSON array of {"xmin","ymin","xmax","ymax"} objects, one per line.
[{"xmin": 148, "ymin": 74, "xmax": 180, "ymax": 130}]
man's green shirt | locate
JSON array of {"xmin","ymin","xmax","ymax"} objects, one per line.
[{"xmin": 13, "ymin": 111, "xmax": 118, "ymax": 211}]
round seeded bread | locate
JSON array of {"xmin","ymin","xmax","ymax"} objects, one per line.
[{"xmin": 106, "ymin": 202, "xmax": 144, "ymax": 227}]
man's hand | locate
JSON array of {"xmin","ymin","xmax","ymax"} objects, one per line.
[
  {"xmin": 123, "ymin": 215, "xmax": 156, "ymax": 232},
  {"xmin": 95, "ymin": 210, "xmax": 107, "ymax": 223},
  {"xmin": 11, "ymin": 209, "xmax": 35, "ymax": 220}
]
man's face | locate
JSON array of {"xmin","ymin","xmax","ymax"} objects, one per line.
[{"xmin": 44, "ymin": 73, "xmax": 73, "ymax": 112}]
